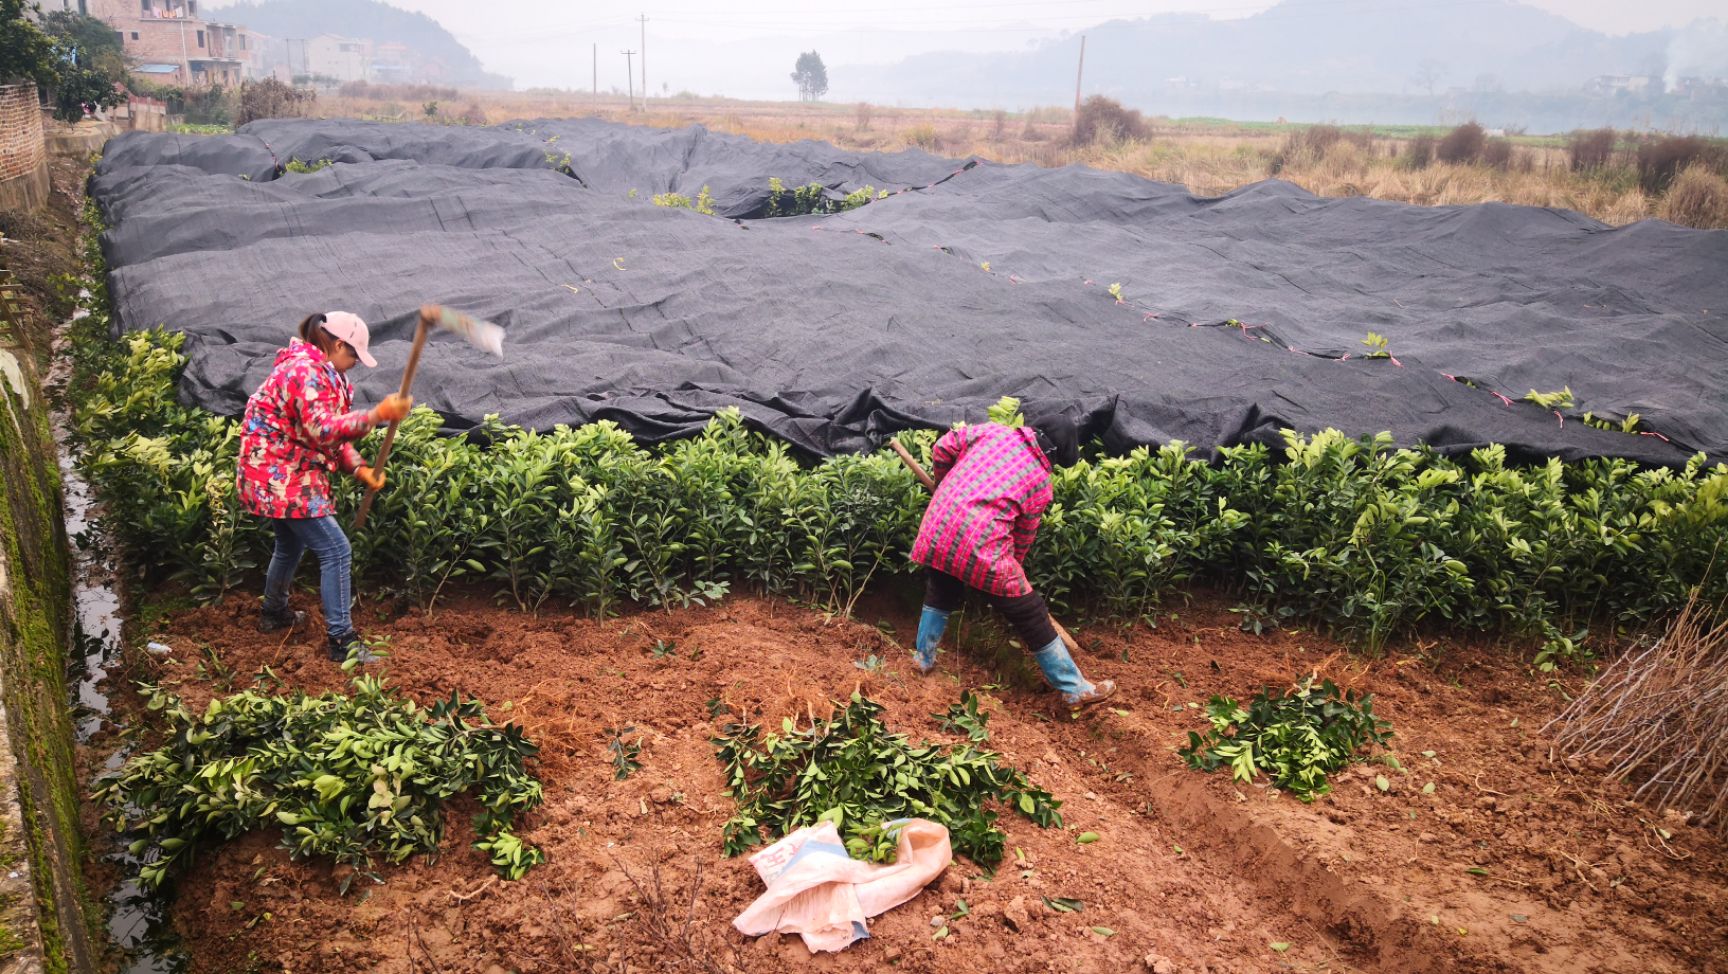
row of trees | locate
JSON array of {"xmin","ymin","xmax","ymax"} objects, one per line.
[{"xmin": 0, "ymin": 1, "xmax": 129, "ymax": 121}]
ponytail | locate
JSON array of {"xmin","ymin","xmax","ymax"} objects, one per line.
[{"xmin": 296, "ymin": 313, "xmax": 340, "ymax": 356}]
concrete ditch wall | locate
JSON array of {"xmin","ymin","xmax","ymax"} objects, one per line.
[{"xmin": 0, "ymin": 258, "xmax": 98, "ymax": 971}]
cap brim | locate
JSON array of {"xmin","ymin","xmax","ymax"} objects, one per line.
[{"xmin": 357, "ymin": 347, "xmax": 378, "ymax": 368}]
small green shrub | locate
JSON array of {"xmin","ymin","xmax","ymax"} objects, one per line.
[
  {"xmin": 1179, "ymin": 676, "xmax": 1391, "ymax": 801},
  {"xmin": 933, "ymin": 690, "xmax": 991, "ymax": 742},
  {"xmin": 652, "ymin": 185, "xmax": 716, "ymax": 215},
  {"xmin": 764, "ymin": 176, "xmax": 832, "ymax": 217},
  {"xmin": 282, "ymin": 157, "xmax": 334, "ymax": 174}
]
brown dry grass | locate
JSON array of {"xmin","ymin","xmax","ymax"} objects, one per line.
[
  {"xmin": 307, "ymin": 90, "xmax": 1723, "ymax": 229},
  {"xmin": 1550, "ymin": 588, "xmax": 1728, "ymax": 832},
  {"xmin": 1659, "ymin": 164, "xmax": 1728, "ymax": 229}
]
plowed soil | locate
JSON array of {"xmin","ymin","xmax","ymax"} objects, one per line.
[{"xmin": 88, "ymin": 593, "xmax": 1728, "ymax": 974}]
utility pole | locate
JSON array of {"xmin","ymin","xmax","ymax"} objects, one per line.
[
  {"xmin": 622, "ymin": 50, "xmax": 636, "ymax": 112},
  {"xmin": 1072, "ymin": 33, "xmax": 1086, "ymax": 138},
  {"xmin": 592, "ymin": 42, "xmax": 597, "ymax": 103},
  {"xmin": 638, "ymin": 14, "xmax": 647, "ymax": 109}
]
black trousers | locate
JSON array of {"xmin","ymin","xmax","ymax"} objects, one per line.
[{"xmin": 924, "ymin": 569, "xmax": 1057, "ymax": 651}]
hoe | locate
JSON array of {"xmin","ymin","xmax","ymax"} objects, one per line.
[{"xmin": 354, "ymin": 304, "xmax": 505, "ymax": 529}]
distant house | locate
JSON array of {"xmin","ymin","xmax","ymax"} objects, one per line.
[
  {"xmin": 1587, "ymin": 75, "xmax": 1664, "ymax": 96},
  {"xmin": 74, "ymin": 0, "xmax": 259, "ymax": 87},
  {"xmin": 305, "ymin": 34, "xmax": 372, "ymax": 84},
  {"xmin": 1671, "ymin": 76, "xmax": 1728, "ymax": 100},
  {"xmin": 370, "ymin": 42, "xmax": 412, "ymax": 84}
]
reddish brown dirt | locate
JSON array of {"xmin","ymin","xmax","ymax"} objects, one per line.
[{"xmin": 90, "ymin": 593, "xmax": 1728, "ymax": 974}]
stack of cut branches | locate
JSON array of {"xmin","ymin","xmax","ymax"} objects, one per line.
[{"xmin": 1549, "ymin": 591, "xmax": 1728, "ymax": 831}]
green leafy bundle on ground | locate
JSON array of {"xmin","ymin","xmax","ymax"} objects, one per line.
[
  {"xmin": 713, "ymin": 693, "xmax": 1061, "ymax": 865},
  {"xmin": 1179, "ymin": 676, "xmax": 1392, "ymax": 801},
  {"xmin": 94, "ymin": 674, "xmax": 545, "ymax": 891}
]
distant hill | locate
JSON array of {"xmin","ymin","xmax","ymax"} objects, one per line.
[
  {"xmin": 220, "ymin": 0, "xmax": 510, "ymax": 89},
  {"xmin": 836, "ymin": 0, "xmax": 1726, "ymax": 130}
]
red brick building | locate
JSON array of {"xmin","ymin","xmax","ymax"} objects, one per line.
[{"xmin": 75, "ymin": 0, "xmax": 261, "ymax": 87}]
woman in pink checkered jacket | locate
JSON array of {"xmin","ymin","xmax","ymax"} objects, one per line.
[{"xmin": 909, "ymin": 419, "xmax": 1115, "ymax": 707}]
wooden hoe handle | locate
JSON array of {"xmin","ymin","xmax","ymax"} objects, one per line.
[
  {"xmin": 353, "ymin": 309, "xmax": 432, "ymax": 530},
  {"xmin": 890, "ymin": 439, "xmax": 937, "ymax": 491}
]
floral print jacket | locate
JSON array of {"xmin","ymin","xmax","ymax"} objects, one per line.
[{"xmin": 236, "ymin": 339, "xmax": 375, "ymax": 519}]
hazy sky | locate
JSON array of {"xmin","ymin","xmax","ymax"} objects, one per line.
[{"xmin": 206, "ymin": 0, "xmax": 1726, "ymax": 94}]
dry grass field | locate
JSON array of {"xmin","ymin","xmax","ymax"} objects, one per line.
[{"xmin": 301, "ymin": 85, "xmax": 1728, "ymax": 229}]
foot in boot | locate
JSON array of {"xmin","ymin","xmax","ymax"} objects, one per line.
[
  {"xmin": 259, "ymin": 607, "xmax": 306, "ymax": 633},
  {"xmin": 1062, "ymin": 679, "xmax": 1116, "ymax": 708},
  {"xmin": 913, "ymin": 644, "xmax": 938, "ymax": 674},
  {"xmin": 1032, "ymin": 637, "xmax": 1115, "ymax": 708},
  {"xmin": 914, "ymin": 606, "xmax": 949, "ymax": 675},
  {"xmin": 326, "ymin": 633, "xmax": 381, "ymax": 666}
]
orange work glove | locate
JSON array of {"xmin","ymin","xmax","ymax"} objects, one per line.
[
  {"xmin": 355, "ymin": 465, "xmax": 386, "ymax": 491},
  {"xmin": 371, "ymin": 393, "xmax": 414, "ymax": 423}
]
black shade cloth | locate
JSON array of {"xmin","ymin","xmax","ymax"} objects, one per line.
[{"xmin": 91, "ymin": 119, "xmax": 1726, "ymax": 465}]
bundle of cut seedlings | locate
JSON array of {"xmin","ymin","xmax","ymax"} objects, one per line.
[{"xmin": 1548, "ymin": 590, "xmax": 1728, "ymax": 832}]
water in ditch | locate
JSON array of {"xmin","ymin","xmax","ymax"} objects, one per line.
[{"xmin": 49, "ymin": 305, "xmax": 186, "ymax": 973}]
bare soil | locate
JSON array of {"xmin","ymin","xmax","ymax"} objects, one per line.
[{"xmin": 88, "ymin": 593, "xmax": 1728, "ymax": 974}]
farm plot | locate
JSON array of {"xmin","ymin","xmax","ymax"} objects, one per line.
[
  {"xmin": 91, "ymin": 595, "xmax": 1728, "ymax": 974},
  {"xmin": 68, "ymin": 119, "xmax": 1728, "ymax": 974}
]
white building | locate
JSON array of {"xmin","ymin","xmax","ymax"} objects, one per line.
[{"xmin": 304, "ymin": 34, "xmax": 371, "ymax": 84}]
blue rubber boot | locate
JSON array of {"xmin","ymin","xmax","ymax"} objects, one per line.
[
  {"xmin": 914, "ymin": 606, "xmax": 951, "ymax": 674},
  {"xmin": 1032, "ymin": 636, "xmax": 1116, "ymax": 707}
]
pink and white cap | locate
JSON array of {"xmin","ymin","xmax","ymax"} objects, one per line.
[{"xmin": 320, "ymin": 311, "xmax": 377, "ymax": 367}]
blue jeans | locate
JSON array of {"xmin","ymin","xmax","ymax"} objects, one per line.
[{"xmin": 262, "ymin": 516, "xmax": 354, "ymax": 640}]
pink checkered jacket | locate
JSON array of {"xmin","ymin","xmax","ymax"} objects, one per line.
[{"xmin": 909, "ymin": 423, "xmax": 1053, "ymax": 597}]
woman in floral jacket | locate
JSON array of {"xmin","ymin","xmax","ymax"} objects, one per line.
[
  {"xmin": 237, "ymin": 312, "xmax": 411, "ymax": 664},
  {"xmin": 909, "ymin": 418, "xmax": 1115, "ymax": 707}
]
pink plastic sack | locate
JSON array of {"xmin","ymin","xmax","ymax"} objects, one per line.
[{"xmin": 733, "ymin": 818, "xmax": 953, "ymax": 952}]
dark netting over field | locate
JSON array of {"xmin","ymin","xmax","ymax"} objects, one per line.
[{"xmin": 92, "ymin": 119, "xmax": 1727, "ymax": 463}]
